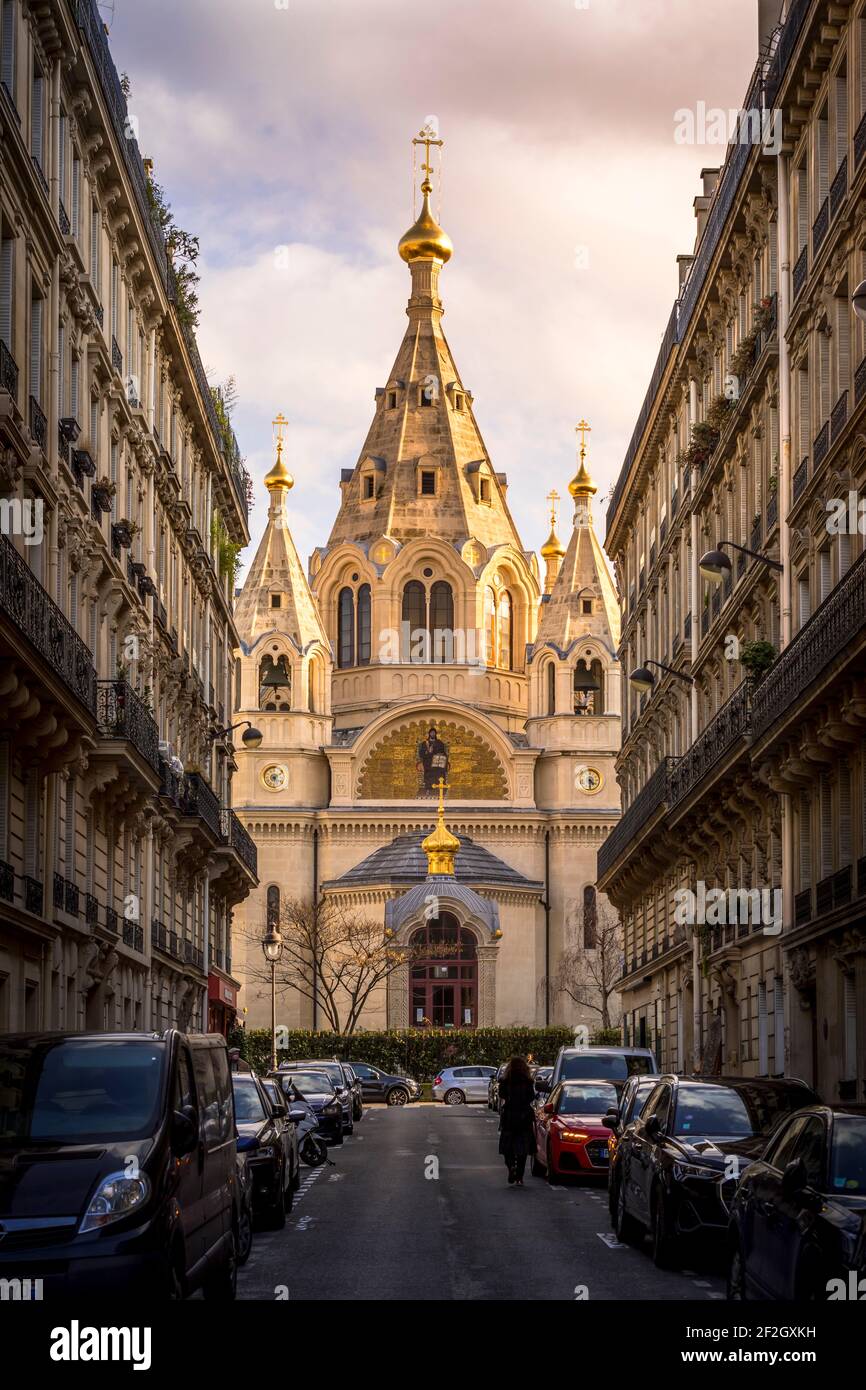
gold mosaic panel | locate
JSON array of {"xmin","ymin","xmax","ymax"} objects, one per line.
[{"xmin": 355, "ymin": 718, "xmax": 509, "ymax": 800}]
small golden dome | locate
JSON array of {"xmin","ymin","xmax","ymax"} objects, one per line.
[
  {"xmin": 264, "ymin": 440, "xmax": 294, "ymax": 493},
  {"xmin": 422, "ymin": 808, "xmax": 460, "ymax": 876},
  {"xmin": 569, "ymin": 456, "xmax": 597, "ymax": 500},
  {"xmin": 398, "ymin": 179, "xmax": 453, "ymax": 264},
  {"xmin": 541, "ymin": 525, "xmax": 566, "ymax": 560}
]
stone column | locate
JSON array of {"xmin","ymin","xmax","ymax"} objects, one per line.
[{"xmin": 476, "ymin": 943, "xmax": 499, "ymax": 1026}]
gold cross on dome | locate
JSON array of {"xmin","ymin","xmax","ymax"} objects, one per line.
[
  {"xmin": 546, "ymin": 488, "xmax": 561, "ymax": 527},
  {"xmin": 273, "ymin": 412, "xmax": 288, "ymax": 445},
  {"xmin": 434, "ymin": 776, "xmax": 450, "ymax": 817},
  {"xmin": 413, "ymin": 121, "xmax": 443, "ymax": 183},
  {"xmin": 576, "ymin": 419, "xmax": 592, "ymax": 460}
]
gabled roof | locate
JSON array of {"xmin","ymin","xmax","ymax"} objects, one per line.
[{"xmin": 321, "ymin": 832, "xmax": 543, "ymax": 891}]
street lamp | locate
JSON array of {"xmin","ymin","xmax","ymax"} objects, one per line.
[
  {"xmin": 209, "ymin": 720, "xmax": 263, "ymax": 749},
  {"xmin": 629, "ymin": 659, "xmax": 695, "ymax": 694},
  {"xmin": 853, "ymin": 279, "xmax": 866, "ymax": 324},
  {"xmin": 262, "ymin": 925, "xmax": 283, "ymax": 1068},
  {"xmin": 699, "ymin": 540, "xmax": 784, "ymax": 583}
]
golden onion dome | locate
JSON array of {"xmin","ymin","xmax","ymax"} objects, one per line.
[
  {"xmin": 264, "ymin": 440, "xmax": 294, "ymax": 493},
  {"xmin": 422, "ymin": 809, "xmax": 460, "ymax": 876},
  {"xmin": 398, "ymin": 179, "xmax": 453, "ymax": 264},
  {"xmin": 569, "ymin": 455, "xmax": 597, "ymax": 500},
  {"xmin": 540, "ymin": 525, "xmax": 566, "ymax": 560}
]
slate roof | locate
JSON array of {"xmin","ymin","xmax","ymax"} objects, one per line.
[{"xmin": 321, "ymin": 832, "xmax": 543, "ymax": 891}]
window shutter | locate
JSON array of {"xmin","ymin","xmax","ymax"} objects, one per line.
[
  {"xmin": 70, "ymin": 355, "xmax": 79, "ymax": 418},
  {"xmin": 111, "ymin": 260, "xmax": 118, "ymax": 337},
  {"xmin": 797, "ymin": 167, "xmax": 809, "ymax": 252},
  {"xmin": 798, "ymin": 367, "xmax": 810, "ymax": 461},
  {"xmin": 0, "ymin": 236, "xmax": 13, "ymax": 347},
  {"xmin": 798, "ymin": 575, "xmax": 811, "ymax": 629},
  {"xmin": 773, "ymin": 977, "xmax": 784, "ymax": 1076},
  {"xmin": 769, "ymin": 221, "xmax": 778, "ymax": 292},
  {"xmin": 817, "ymin": 114, "xmax": 829, "ymax": 202},
  {"xmin": 24, "ymin": 767, "xmax": 40, "ymax": 878},
  {"xmin": 1, "ymin": 1, "xmax": 15, "ymax": 94},
  {"xmin": 861, "ymin": 19, "xmax": 866, "ymax": 123},
  {"xmin": 839, "ymin": 531, "xmax": 851, "ymax": 578},
  {"xmin": 57, "ymin": 322, "xmax": 65, "ymax": 416},
  {"xmin": 799, "ymin": 800, "xmax": 811, "ymax": 888},
  {"xmin": 758, "ymin": 982, "xmax": 768, "ymax": 1075},
  {"xmin": 58, "ymin": 112, "xmax": 67, "ymax": 201},
  {"xmin": 839, "ymin": 766, "xmax": 852, "ymax": 867},
  {"xmin": 90, "ymin": 204, "xmax": 100, "ymax": 287},
  {"xmin": 30, "ymin": 71, "xmax": 43, "ymax": 165},
  {"xmin": 835, "ymin": 75, "xmax": 848, "ymax": 168},
  {"xmin": 29, "ymin": 295, "xmax": 42, "ymax": 405},
  {"xmin": 819, "ymin": 334, "xmax": 831, "ymax": 422},
  {"xmin": 85, "ymin": 809, "xmax": 94, "ymax": 894},
  {"xmin": 843, "ymin": 974, "xmax": 857, "ymax": 1079},
  {"xmin": 88, "ymin": 599, "xmax": 97, "ymax": 656},
  {"xmin": 71, "ymin": 156, "xmax": 80, "ymax": 237},
  {"xmin": 836, "ymin": 296, "xmax": 851, "ymax": 396},
  {"xmin": 69, "ymin": 573, "xmax": 78, "ymax": 631},
  {"xmin": 64, "ymin": 777, "xmax": 76, "ymax": 876},
  {"xmin": 110, "ymin": 441, "xmax": 117, "ymax": 516},
  {"xmin": 819, "ymin": 548, "xmax": 832, "ymax": 604},
  {"xmin": 820, "ymin": 774, "xmax": 833, "ymax": 877},
  {"xmin": 0, "ymin": 739, "xmax": 8, "ymax": 860}
]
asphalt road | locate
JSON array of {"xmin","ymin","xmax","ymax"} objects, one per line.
[{"xmin": 237, "ymin": 1103, "xmax": 726, "ymax": 1301}]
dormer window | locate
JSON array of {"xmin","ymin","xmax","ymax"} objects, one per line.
[
  {"xmin": 420, "ymin": 471, "xmax": 436, "ymax": 496},
  {"xmin": 479, "ymin": 478, "xmax": 490, "ymax": 504},
  {"xmin": 454, "ymin": 392, "xmax": 464, "ymax": 412},
  {"xmin": 363, "ymin": 474, "xmax": 375, "ymax": 500},
  {"xmin": 388, "ymin": 391, "xmax": 397, "ymax": 409},
  {"xmin": 270, "ymin": 593, "xmax": 282, "ymax": 609},
  {"xmin": 582, "ymin": 599, "xmax": 593, "ymax": 614}
]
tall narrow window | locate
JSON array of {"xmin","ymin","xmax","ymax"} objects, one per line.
[
  {"xmin": 338, "ymin": 587, "xmax": 355, "ymax": 669},
  {"xmin": 1, "ymin": 1, "xmax": 15, "ymax": 101},
  {"xmin": 484, "ymin": 587, "xmax": 496, "ymax": 666},
  {"xmin": 266, "ymin": 885, "xmax": 280, "ymax": 930},
  {"xmin": 835, "ymin": 290, "xmax": 851, "ymax": 399},
  {"xmin": 401, "ymin": 580, "xmax": 426, "ymax": 660},
  {"xmin": 29, "ymin": 293, "xmax": 42, "ymax": 405},
  {"xmin": 0, "ymin": 235, "xmax": 13, "ymax": 349},
  {"xmin": 71, "ymin": 154, "xmax": 81, "ymax": 238},
  {"xmin": 546, "ymin": 661, "xmax": 556, "ymax": 716},
  {"xmin": 758, "ymin": 982, "xmax": 768, "ymax": 1076},
  {"xmin": 90, "ymin": 203, "xmax": 100, "ymax": 289},
  {"xmin": 843, "ymin": 973, "xmax": 857, "ymax": 1080},
  {"xmin": 30, "ymin": 65, "xmax": 44, "ymax": 170},
  {"xmin": 429, "ymin": 581, "xmax": 454, "ymax": 663},
  {"xmin": 816, "ymin": 104, "xmax": 829, "ymax": 208},
  {"xmin": 799, "ymin": 799, "xmax": 812, "ymax": 890},
  {"xmin": 773, "ymin": 977, "xmax": 784, "ymax": 1076},
  {"xmin": 497, "ymin": 590, "xmax": 513, "ymax": 671},
  {"xmin": 356, "ymin": 584, "xmax": 371, "ymax": 665}
]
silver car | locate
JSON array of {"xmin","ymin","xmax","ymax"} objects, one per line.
[{"xmin": 432, "ymin": 1065, "xmax": 498, "ymax": 1105}]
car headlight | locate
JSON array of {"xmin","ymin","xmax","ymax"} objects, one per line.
[
  {"xmin": 80, "ymin": 1171, "xmax": 151, "ymax": 1233},
  {"xmin": 672, "ymin": 1161, "xmax": 722, "ymax": 1182},
  {"xmin": 323, "ymin": 1103, "xmax": 341, "ymax": 1116},
  {"xmin": 559, "ymin": 1130, "xmax": 590, "ymax": 1142}
]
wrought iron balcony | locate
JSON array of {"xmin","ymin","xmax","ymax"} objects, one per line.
[
  {"xmin": 24, "ymin": 876, "xmax": 43, "ymax": 915},
  {"xmin": 59, "ymin": 201, "xmax": 71, "ymax": 236},
  {"xmin": 105, "ymin": 906, "xmax": 119, "ymax": 935},
  {"xmin": 792, "ymin": 457, "xmax": 808, "ymax": 501},
  {"xmin": 751, "ymin": 546, "xmax": 866, "ymax": 742},
  {"xmin": 813, "ymin": 420, "xmax": 830, "ymax": 470},
  {"xmin": 767, "ymin": 492, "xmax": 778, "ymax": 530},
  {"xmin": 0, "ymin": 860, "xmax": 13, "ymax": 902},
  {"xmin": 831, "ymin": 390, "xmax": 848, "ymax": 445},
  {"xmin": 812, "ymin": 197, "xmax": 829, "ymax": 257},
  {"xmin": 96, "ymin": 679, "xmax": 161, "ymax": 773},
  {"xmin": 750, "ymin": 518, "xmax": 762, "ymax": 553},
  {"xmin": 683, "ymin": 611, "xmax": 691, "ymax": 641},
  {"xmin": 220, "ymin": 808, "xmax": 258, "ymax": 877},
  {"xmin": 857, "ymin": 354, "xmax": 866, "ymax": 408},
  {"xmin": 669, "ymin": 682, "xmax": 752, "ymax": 811},
  {"xmin": 181, "ymin": 772, "xmax": 222, "ymax": 839},
  {"xmin": 85, "ymin": 893, "xmax": 99, "ymax": 925},
  {"xmin": 597, "ymin": 757, "xmax": 679, "ymax": 881},
  {"xmin": 792, "ymin": 245, "xmax": 808, "ymax": 301},
  {"xmin": 829, "ymin": 157, "xmax": 848, "ymax": 221},
  {"xmin": 111, "ymin": 336, "xmax": 123, "ymax": 377},
  {"xmin": 54, "ymin": 874, "xmax": 80, "ymax": 916},
  {"xmin": 795, "ymin": 889, "xmax": 811, "ymax": 928},
  {"xmin": 0, "ymin": 340, "xmax": 18, "ymax": 402},
  {"xmin": 0, "ymin": 534, "xmax": 97, "ymax": 714},
  {"xmin": 31, "ymin": 156, "xmax": 49, "ymax": 198},
  {"xmin": 122, "ymin": 919, "xmax": 144, "ymax": 953},
  {"xmin": 29, "ymin": 396, "xmax": 47, "ymax": 453},
  {"xmin": 158, "ymin": 755, "xmax": 183, "ymax": 806},
  {"xmin": 183, "ymin": 939, "xmax": 204, "ymax": 971}
]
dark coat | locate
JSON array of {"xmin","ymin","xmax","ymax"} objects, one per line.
[{"xmin": 497, "ymin": 1075, "xmax": 537, "ymax": 1158}]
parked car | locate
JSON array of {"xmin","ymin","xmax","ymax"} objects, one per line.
[
  {"xmin": 727, "ymin": 1106, "xmax": 866, "ymax": 1300},
  {"xmin": 235, "ymin": 1153, "xmax": 254, "ymax": 1265},
  {"xmin": 349, "ymin": 1061, "xmax": 421, "ymax": 1106},
  {"xmin": 488, "ymin": 1063, "xmax": 509, "ymax": 1111},
  {"xmin": 533, "ymin": 1066, "xmax": 553, "ymax": 1097},
  {"xmin": 232, "ymin": 1072, "xmax": 298, "ymax": 1229},
  {"xmin": 276, "ymin": 1069, "xmax": 345, "ymax": 1145},
  {"xmin": 541, "ymin": 1045, "xmax": 658, "ymax": 1094},
  {"xmin": 532, "ymin": 1080, "xmax": 619, "ymax": 1183},
  {"xmin": 281, "ymin": 1059, "xmax": 355, "ymax": 1132},
  {"xmin": 611, "ymin": 1074, "xmax": 820, "ymax": 1268},
  {"xmin": 604, "ymin": 1074, "xmax": 660, "ymax": 1219},
  {"xmin": 432, "ymin": 1065, "xmax": 498, "ymax": 1105},
  {"xmin": 0, "ymin": 1029, "xmax": 238, "ymax": 1299},
  {"xmin": 340, "ymin": 1062, "xmax": 365, "ymax": 1121}
]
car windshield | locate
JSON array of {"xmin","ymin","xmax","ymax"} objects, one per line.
[
  {"xmin": 289, "ymin": 1072, "xmax": 334, "ymax": 1095},
  {"xmin": 232, "ymin": 1078, "xmax": 267, "ymax": 1123},
  {"xmin": 561, "ymin": 1054, "xmax": 653, "ymax": 1081},
  {"xmin": 0, "ymin": 1039, "xmax": 166, "ymax": 1143},
  {"xmin": 673, "ymin": 1084, "xmax": 811, "ymax": 1138},
  {"xmin": 295, "ymin": 1062, "xmax": 342, "ymax": 1086},
  {"xmin": 830, "ymin": 1117, "xmax": 866, "ymax": 1193},
  {"xmin": 557, "ymin": 1083, "xmax": 618, "ymax": 1115}
]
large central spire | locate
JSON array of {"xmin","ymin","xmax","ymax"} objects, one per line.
[{"xmin": 324, "ymin": 127, "xmax": 526, "ymax": 557}]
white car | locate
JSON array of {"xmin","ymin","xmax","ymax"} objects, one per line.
[{"xmin": 432, "ymin": 1065, "xmax": 498, "ymax": 1105}]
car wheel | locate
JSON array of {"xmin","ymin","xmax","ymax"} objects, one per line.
[
  {"xmin": 202, "ymin": 1230, "xmax": 237, "ymax": 1301},
  {"xmin": 387, "ymin": 1086, "xmax": 409, "ymax": 1106},
  {"xmin": 236, "ymin": 1198, "xmax": 253, "ymax": 1266},
  {"xmin": 608, "ymin": 1171, "xmax": 619, "ymax": 1222},
  {"xmin": 444, "ymin": 1088, "xmax": 465, "ymax": 1105},
  {"xmin": 651, "ymin": 1187, "xmax": 676, "ymax": 1269},
  {"xmin": 726, "ymin": 1241, "xmax": 747, "ymax": 1301},
  {"xmin": 267, "ymin": 1171, "xmax": 287, "ymax": 1230},
  {"xmin": 345, "ymin": 1115, "xmax": 354, "ymax": 1135},
  {"xmin": 545, "ymin": 1142, "xmax": 559, "ymax": 1185},
  {"xmin": 615, "ymin": 1171, "xmax": 643, "ymax": 1246}
]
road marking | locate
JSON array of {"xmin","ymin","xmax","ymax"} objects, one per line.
[
  {"xmin": 295, "ymin": 1214, "xmax": 315, "ymax": 1231},
  {"xmin": 597, "ymin": 1233, "xmax": 624, "ymax": 1249},
  {"xmin": 328, "ymin": 1172, "xmax": 344, "ymax": 1182}
]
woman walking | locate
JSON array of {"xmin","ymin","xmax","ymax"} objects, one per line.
[{"xmin": 497, "ymin": 1055, "xmax": 537, "ymax": 1186}]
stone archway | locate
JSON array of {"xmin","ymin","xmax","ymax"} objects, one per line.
[{"xmin": 387, "ymin": 908, "xmax": 500, "ymax": 1028}]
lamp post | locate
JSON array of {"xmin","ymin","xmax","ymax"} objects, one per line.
[
  {"xmin": 209, "ymin": 720, "xmax": 263, "ymax": 749},
  {"xmin": 698, "ymin": 540, "xmax": 783, "ymax": 583},
  {"xmin": 628, "ymin": 659, "xmax": 695, "ymax": 694},
  {"xmin": 262, "ymin": 925, "xmax": 283, "ymax": 1068}
]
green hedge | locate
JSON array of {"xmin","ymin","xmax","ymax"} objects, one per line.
[{"xmin": 227, "ymin": 1026, "xmax": 585, "ymax": 1082}]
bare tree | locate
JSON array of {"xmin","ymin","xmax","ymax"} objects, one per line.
[
  {"xmin": 242, "ymin": 897, "xmax": 425, "ymax": 1035},
  {"xmin": 542, "ymin": 898, "xmax": 623, "ymax": 1030}
]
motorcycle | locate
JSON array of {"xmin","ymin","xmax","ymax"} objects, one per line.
[{"xmin": 292, "ymin": 1104, "xmax": 329, "ymax": 1167}]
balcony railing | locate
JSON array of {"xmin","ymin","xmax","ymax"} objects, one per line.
[
  {"xmin": 792, "ymin": 245, "xmax": 808, "ymax": 301},
  {"xmin": 59, "ymin": 200, "xmax": 71, "ymax": 236},
  {"xmin": 813, "ymin": 420, "xmax": 830, "ymax": 471},
  {"xmin": 751, "ymin": 546, "xmax": 866, "ymax": 741},
  {"xmin": 122, "ymin": 919, "xmax": 144, "ymax": 953},
  {"xmin": 220, "ymin": 808, "xmax": 258, "ymax": 877},
  {"xmin": 856, "ymin": 354, "xmax": 866, "ymax": 408},
  {"xmin": 0, "ymin": 860, "xmax": 14, "ymax": 902},
  {"xmin": 85, "ymin": 893, "xmax": 99, "ymax": 925},
  {"xmin": 669, "ymin": 682, "xmax": 752, "ymax": 810},
  {"xmin": 767, "ymin": 492, "xmax": 778, "ymax": 530},
  {"xmin": 96, "ymin": 680, "xmax": 161, "ymax": 773},
  {"xmin": 0, "ymin": 535, "xmax": 97, "ymax": 714},
  {"xmin": 597, "ymin": 757, "xmax": 679, "ymax": 880},
  {"xmin": 111, "ymin": 336, "xmax": 123, "ymax": 377},
  {"xmin": 158, "ymin": 755, "xmax": 183, "ymax": 806},
  {"xmin": 181, "ymin": 772, "xmax": 222, "ymax": 838},
  {"xmin": 24, "ymin": 876, "xmax": 43, "ymax": 915},
  {"xmin": 0, "ymin": 340, "xmax": 18, "ymax": 401},
  {"xmin": 829, "ymin": 157, "xmax": 848, "ymax": 221},
  {"xmin": 856, "ymin": 110, "xmax": 866, "ymax": 170},
  {"xmin": 29, "ymin": 396, "xmax": 47, "ymax": 453},
  {"xmin": 812, "ymin": 197, "xmax": 829, "ymax": 257},
  {"xmin": 750, "ymin": 518, "xmax": 762, "ymax": 552},
  {"xmin": 831, "ymin": 390, "xmax": 848, "ymax": 445},
  {"xmin": 792, "ymin": 456, "xmax": 808, "ymax": 501}
]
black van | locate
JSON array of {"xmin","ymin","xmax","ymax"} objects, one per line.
[{"xmin": 0, "ymin": 1029, "xmax": 239, "ymax": 1299}]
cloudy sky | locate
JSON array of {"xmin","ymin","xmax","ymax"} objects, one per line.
[{"xmin": 107, "ymin": 0, "xmax": 758, "ymax": 576}]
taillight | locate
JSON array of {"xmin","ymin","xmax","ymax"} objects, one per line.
[{"xmin": 434, "ymin": 1075, "xmax": 442, "ymax": 1087}]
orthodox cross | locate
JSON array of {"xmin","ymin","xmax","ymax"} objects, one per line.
[
  {"xmin": 272, "ymin": 412, "xmax": 288, "ymax": 458},
  {"xmin": 434, "ymin": 776, "xmax": 450, "ymax": 817},
  {"xmin": 576, "ymin": 418, "xmax": 591, "ymax": 462},
  {"xmin": 546, "ymin": 488, "xmax": 561, "ymax": 528}
]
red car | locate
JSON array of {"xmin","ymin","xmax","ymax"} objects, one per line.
[{"xmin": 532, "ymin": 1080, "xmax": 619, "ymax": 1183}]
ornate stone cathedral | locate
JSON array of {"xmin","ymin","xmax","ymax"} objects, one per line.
[{"xmin": 231, "ymin": 138, "xmax": 623, "ymax": 1033}]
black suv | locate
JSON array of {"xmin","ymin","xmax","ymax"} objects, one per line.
[
  {"xmin": 349, "ymin": 1061, "xmax": 421, "ymax": 1106},
  {"xmin": 611, "ymin": 1074, "xmax": 819, "ymax": 1268}
]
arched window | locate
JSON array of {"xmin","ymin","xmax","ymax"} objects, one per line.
[
  {"xmin": 357, "ymin": 584, "xmax": 371, "ymax": 665},
  {"xmin": 259, "ymin": 654, "xmax": 291, "ymax": 711},
  {"xmin": 484, "ymin": 587, "xmax": 496, "ymax": 667},
  {"xmin": 402, "ymin": 580, "xmax": 427, "ymax": 660},
  {"xmin": 547, "ymin": 660, "xmax": 556, "ymax": 715},
  {"xmin": 497, "ymin": 590, "xmax": 513, "ymax": 671},
  {"xmin": 338, "ymin": 587, "xmax": 355, "ymax": 668},
  {"xmin": 574, "ymin": 659, "xmax": 603, "ymax": 715},
  {"xmin": 266, "ymin": 885, "xmax": 280, "ymax": 929},
  {"xmin": 307, "ymin": 659, "xmax": 316, "ymax": 713},
  {"xmin": 409, "ymin": 913, "xmax": 477, "ymax": 1028},
  {"xmin": 429, "ymin": 581, "xmax": 454, "ymax": 662},
  {"xmin": 583, "ymin": 886, "xmax": 598, "ymax": 949}
]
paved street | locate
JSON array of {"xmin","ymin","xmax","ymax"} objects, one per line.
[{"xmin": 238, "ymin": 1106, "xmax": 726, "ymax": 1301}]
